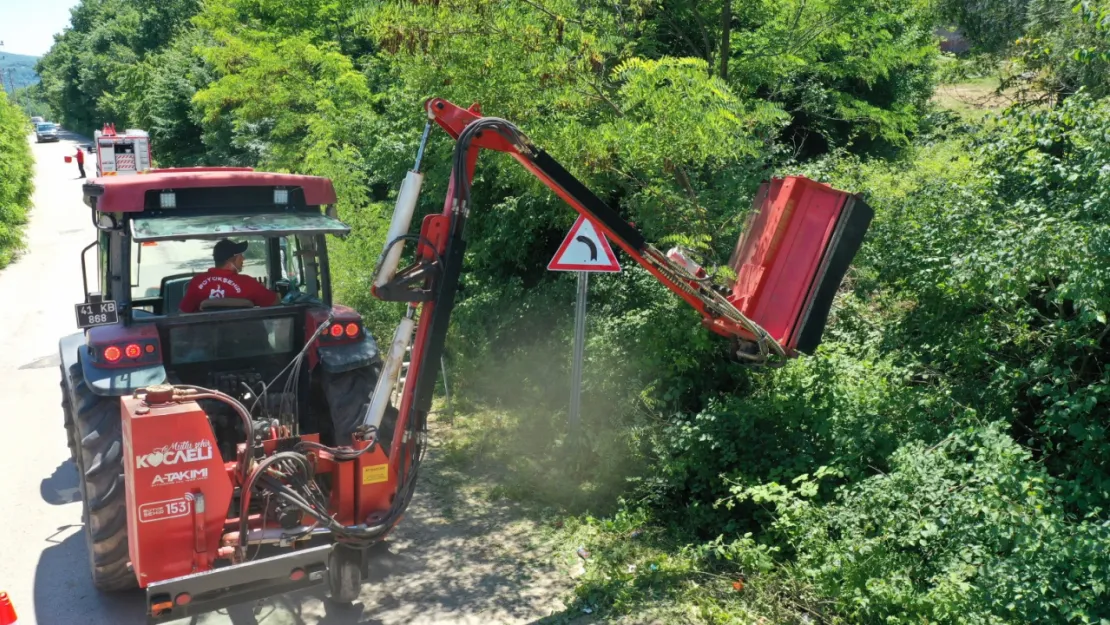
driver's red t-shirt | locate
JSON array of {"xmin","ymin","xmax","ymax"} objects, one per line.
[{"xmin": 179, "ymin": 269, "xmax": 279, "ymax": 313}]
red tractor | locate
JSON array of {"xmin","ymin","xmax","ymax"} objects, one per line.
[{"xmin": 59, "ymin": 99, "xmax": 872, "ymax": 623}]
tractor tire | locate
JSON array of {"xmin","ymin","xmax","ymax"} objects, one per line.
[
  {"xmin": 60, "ymin": 366, "xmax": 77, "ymax": 464},
  {"xmin": 67, "ymin": 363, "xmax": 136, "ymax": 592},
  {"xmin": 322, "ymin": 365, "xmax": 395, "ymax": 448}
]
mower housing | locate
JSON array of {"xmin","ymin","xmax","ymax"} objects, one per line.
[{"xmin": 727, "ymin": 176, "xmax": 874, "ymax": 354}]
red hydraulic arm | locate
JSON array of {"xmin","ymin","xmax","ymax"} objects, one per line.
[
  {"xmin": 422, "ymin": 98, "xmax": 783, "ymax": 351},
  {"xmin": 371, "ymin": 99, "xmax": 789, "ymax": 509}
]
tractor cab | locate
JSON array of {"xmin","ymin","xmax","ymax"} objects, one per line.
[{"xmin": 64, "ymin": 167, "xmax": 385, "ymax": 457}]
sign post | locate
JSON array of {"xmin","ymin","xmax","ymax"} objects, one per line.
[
  {"xmin": 569, "ymin": 271, "xmax": 588, "ymax": 432},
  {"xmin": 547, "ymin": 216, "xmax": 621, "ymax": 438}
]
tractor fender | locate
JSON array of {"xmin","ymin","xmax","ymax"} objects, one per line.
[
  {"xmin": 317, "ymin": 333, "xmax": 383, "ymax": 374},
  {"xmin": 58, "ymin": 331, "xmax": 85, "ymax": 384},
  {"xmin": 77, "ymin": 345, "xmax": 167, "ymax": 397},
  {"xmin": 60, "ymin": 331, "xmax": 164, "ymax": 396},
  {"xmin": 70, "ymin": 321, "xmax": 167, "ymax": 396}
]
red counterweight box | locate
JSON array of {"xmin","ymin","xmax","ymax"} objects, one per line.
[
  {"xmin": 728, "ymin": 176, "xmax": 873, "ymax": 355},
  {"xmin": 121, "ymin": 394, "xmax": 234, "ymax": 587}
]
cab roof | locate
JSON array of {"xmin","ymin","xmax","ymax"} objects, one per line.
[{"xmin": 82, "ymin": 168, "xmax": 338, "ymax": 213}]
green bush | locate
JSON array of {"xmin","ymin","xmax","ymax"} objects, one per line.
[
  {"xmin": 762, "ymin": 424, "xmax": 1110, "ymax": 624},
  {"xmin": 0, "ymin": 91, "xmax": 33, "ymax": 267},
  {"xmin": 642, "ymin": 344, "xmax": 942, "ymax": 538},
  {"xmin": 601, "ymin": 93, "xmax": 1110, "ymax": 620},
  {"xmin": 845, "ymin": 96, "xmax": 1110, "ymax": 513}
]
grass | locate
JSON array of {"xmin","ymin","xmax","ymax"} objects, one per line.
[
  {"xmin": 930, "ymin": 75, "xmax": 1017, "ymax": 119},
  {"xmin": 929, "ymin": 55, "xmax": 1052, "ymax": 120},
  {"xmin": 434, "ymin": 400, "xmax": 631, "ymax": 515},
  {"xmin": 429, "ymin": 403, "xmax": 829, "ymax": 624}
]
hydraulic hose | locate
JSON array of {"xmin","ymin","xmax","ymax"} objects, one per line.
[
  {"xmin": 237, "ymin": 451, "xmax": 318, "ymax": 554},
  {"xmin": 249, "ymin": 311, "xmax": 335, "ymax": 422}
]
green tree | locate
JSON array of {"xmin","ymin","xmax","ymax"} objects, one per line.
[
  {"xmin": 10, "ymin": 84, "xmax": 53, "ymax": 119},
  {"xmin": 119, "ymin": 30, "xmax": 219, "ymax": 166},
  {"xmin": 35, "ymin": 0, "xmax": 202, "ymax": 135}
]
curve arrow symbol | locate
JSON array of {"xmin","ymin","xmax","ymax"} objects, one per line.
[{"xmin": 575, "ymin": 235, "xmax": 598, "ymax": 261}]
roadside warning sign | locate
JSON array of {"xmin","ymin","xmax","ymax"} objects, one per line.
[{"xmin": 547, "ymin": 215, "xmax": 621, "ymax": 273}]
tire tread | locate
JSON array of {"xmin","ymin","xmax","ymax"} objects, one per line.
[{"xmin": 65, "ymin": 361, "xmax": 136, "ymax": 592}]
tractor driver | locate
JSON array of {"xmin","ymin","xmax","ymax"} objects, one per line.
[{"xmin": 179, "ymin": 239, "xmax": 281, "ymax": 313}]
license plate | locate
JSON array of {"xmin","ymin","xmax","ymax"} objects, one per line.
[{"xmin": 75, "ymin": 301, "xmax": 119, "ymax": 329}]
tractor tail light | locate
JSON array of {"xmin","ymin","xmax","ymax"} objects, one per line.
[
  {"xmin": 103, "ymin": 345, "xmax": 122, "ymax": 362},
  {"xmin": 320, "ymin": 320, "xmax": 363, "ymax": 344},
  {"xmin": 96, "ymin": 340, "xmax": 160, "ymax": 366}
]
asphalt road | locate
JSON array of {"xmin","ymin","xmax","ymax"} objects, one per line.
[{"xmin": 0, "ymin": 132, "xmax": 572, "ymax": 625}]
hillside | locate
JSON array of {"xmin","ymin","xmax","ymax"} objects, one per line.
[{"xmin": 0, "ymin": 52, "xmax": 39, "ymax": 93}]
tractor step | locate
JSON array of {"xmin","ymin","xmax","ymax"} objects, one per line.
[{"xmin": 145, "ymin": 544, "xmax": 331, "ymax": 623}]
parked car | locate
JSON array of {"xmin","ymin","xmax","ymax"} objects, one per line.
[{"xmin": 35, "ymin": 122, "xmax": 60, "ymax": 143}]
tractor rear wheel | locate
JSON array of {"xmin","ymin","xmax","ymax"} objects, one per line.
[
  {"xmin": 322, "ymin": 365, "xmax": 395, "ymax": 448},
  {"xmin": 67, "ymin": 363, "xmax": 136, "ymax": 591},
  {"xmin": 60, "ymin": 366, "xmax": 77, "ymax": 464}
]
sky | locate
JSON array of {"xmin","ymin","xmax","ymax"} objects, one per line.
[{"xmin": 0, "ymin": 0, "xmax": 80, "ymax": 57}]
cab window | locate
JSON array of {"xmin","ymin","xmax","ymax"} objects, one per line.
[{"xmin": 131, "ymin": 237, "xmax": 270, "ymax": 300}]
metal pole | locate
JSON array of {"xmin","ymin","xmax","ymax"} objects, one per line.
[{"xmin": 569, "ymin": 271, "xmax": 588, "ymax": 434}]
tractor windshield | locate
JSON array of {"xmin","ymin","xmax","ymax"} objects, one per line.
[{"xmin": 132, "ymin": 237, "xmax": 271, "ymax": 300}]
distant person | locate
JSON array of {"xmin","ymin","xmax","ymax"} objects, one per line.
[
  {"xmin": 74, "ymin": 147, "xmax": 85, "ymax": 179},
  {"xmin": 179, "ymin": 239, "xmax": 281, "ymax": 313}
]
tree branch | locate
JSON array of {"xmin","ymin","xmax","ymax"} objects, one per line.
[
  {"xmin": 591, "ymin": 80, "xmax": 623, "ymax": 116},
  {"xmin": 673, "ymin": 163, "xmax": 711, "ymax": 236}
]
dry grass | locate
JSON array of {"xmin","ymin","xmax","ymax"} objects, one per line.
[{"xmin": 931, "ymin": 76, "xmax": 1020, "ymax": 118}]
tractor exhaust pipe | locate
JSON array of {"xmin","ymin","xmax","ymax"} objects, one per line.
[{"xmin": 373, "ymin": 122, "xmax": 432, "ymax": 289}]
